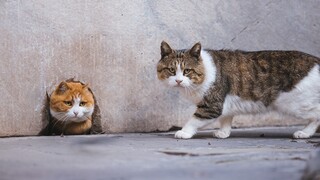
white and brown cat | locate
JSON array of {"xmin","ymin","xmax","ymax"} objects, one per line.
[
  {"xmin": 157, "ymin": 41, "xmax": 320, "ymax": 139},
  {"xmin": 40, "ymin": 78, "xmax": 103, "ymax": 135}
]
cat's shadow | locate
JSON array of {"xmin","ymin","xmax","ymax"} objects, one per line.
[{"xmin": 193, "ymin": 129, "xmax": 320, "ymax": 139}]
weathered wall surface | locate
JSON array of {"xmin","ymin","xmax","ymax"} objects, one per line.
[{"xmin": 0, "ymin": 1, "xmax": 319, "ymax": 136}]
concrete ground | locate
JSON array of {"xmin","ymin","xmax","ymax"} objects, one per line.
[{"xmin": 0, "ymin": 127, "xmax": 319, "ymax": 180}]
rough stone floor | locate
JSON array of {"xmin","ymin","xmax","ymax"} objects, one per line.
[{"xmin": 0, "ymin": 127, "xmax": 319, "ymax": 180}]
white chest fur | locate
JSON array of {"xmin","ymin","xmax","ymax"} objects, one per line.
[{"xmin": 180, "ymin": 50, "xmax": 216, "ymax": 104}]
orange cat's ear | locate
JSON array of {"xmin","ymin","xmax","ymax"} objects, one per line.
[
  {"xmin": 190, "ymin": 42, "xmax": 201, "ymax": 58},
  {"xmin": 161, "ymin": 41, "xmax": 173, "ymax": 58},
  {"xmin": 83, "ymin": 83, "xmax": 91, "ymax": 90},
  {"xmin": 82, "ymin": 83, "xmax": 93, "ymax": 95},
  {"xmin": 55, "ymin": 81, "xmax": 69, "ymax": 94}
]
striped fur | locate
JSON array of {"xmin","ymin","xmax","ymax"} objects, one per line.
[{"xmin": 157, "ymin": 41, "xmax": 320, "ymax": 139}]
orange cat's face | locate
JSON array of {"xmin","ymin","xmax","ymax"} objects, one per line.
[{"xmin": 50, "ymin": 81, "xmax": 95, "ymax": 123}]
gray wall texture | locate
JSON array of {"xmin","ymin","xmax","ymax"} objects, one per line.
[{"xmin": 0, "ymin": 0, "xmax": 319, "ymax": 136}]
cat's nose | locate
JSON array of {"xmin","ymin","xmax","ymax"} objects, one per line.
[
  {"xmin": 74, "ymin": 112, "xmax": 79, "ymax": 117},
  {"xmin": 175, "ymin": 80, "xmax": 183, "ymax": 84}
]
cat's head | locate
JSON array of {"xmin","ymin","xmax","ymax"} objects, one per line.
[
  {"xmin": 157, "ymin": 41, "xmax": 205, "ymax": 89},
  {"xmin": 49, "ymin": 80, "xmax": 95, "ymax": 123}
]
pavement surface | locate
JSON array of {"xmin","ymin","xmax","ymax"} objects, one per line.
[{"xmin": 0, "ymin": 127, "xmax": 319, "ymax": 180}]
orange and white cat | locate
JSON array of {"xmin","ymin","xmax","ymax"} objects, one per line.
[{"xmin": 40, "ymin": 78, "xmax": 102, "ymax": 135}]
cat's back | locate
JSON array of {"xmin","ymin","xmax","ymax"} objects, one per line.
[
  {"xmin": 206, "ymin": 49, "xmax": 319, "ymax": 105},
  {"xmin": 208, "ymin": 49, "xmax": 319, "ymax": 67}
]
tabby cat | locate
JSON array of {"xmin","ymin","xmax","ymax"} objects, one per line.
[
  {"xmin": 157, "ymin": 41, "xmax": 320, "ymax": 139},
  {"xmin": 39, "ymin": 78, "xmax": 103, "ymax": 135}
]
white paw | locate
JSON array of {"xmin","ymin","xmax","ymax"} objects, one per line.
[
  {"xmin": 174, "ymin": 130, "xmax": 194, "ymax": 139},
  {"xmin": 214, "ymin": 130, "xmax": 230, "ymax": 139},
  {"xmin": 293, "ymin": 131, "xmax": 311, "ymax": 139}
]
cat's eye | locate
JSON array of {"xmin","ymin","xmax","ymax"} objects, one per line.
[
  {"xmin": 64, "ymin": 101, "xmax": 72, "ymax": 106},
  {"xmin": 184, "ymin": 69, "xmax": 192, "ymax": 74},
  {"xmin": 79, "ymin": 102, "xmax": 87, "ymax": 107},
  {"xmin": 168, "ymin": 67, "xmax": 175, "ymax": 73}
]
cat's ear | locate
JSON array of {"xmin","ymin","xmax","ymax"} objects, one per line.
[
  {"xmin": 56, "ymin": 81, "xmax": 69, "ymax": 94},
  {"xmin": 82, "ymin": 83, "xmax": 90, "ymax": 90},
  {"xmin": 83, "ymin": 84, "xmax": 94, "ymax": 95},
  {"xmin": 190, "ymin": 42, "xmax": 201, "ymax": 58},
  {"xmin": 160, "ymin": 41, "xmax": 173, "ymax": 58}
]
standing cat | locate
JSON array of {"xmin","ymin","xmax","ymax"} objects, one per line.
[
  {"xmin": 39, "ymin": 78, "xmax": 103, "ymax": 135},
  {"xmin": 157, "ymin": 41, "xmax": 320, "ymax": 139}
]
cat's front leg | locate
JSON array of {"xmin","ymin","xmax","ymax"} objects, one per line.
[
  {"xmin": 214, "ymin": 116, "xmax": 233, "ymax": 139},
  {"xmin": 293, "ymin": 119, "xmax": 320, "ymax": 139},
  {"xmin": 175, "ymin": 116, "xmax": 213, "ymax": 139}
]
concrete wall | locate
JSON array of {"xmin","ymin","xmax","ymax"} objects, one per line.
[{"xmin": 0, "ymin": 0, "xmax": 319, "ymax": 136}]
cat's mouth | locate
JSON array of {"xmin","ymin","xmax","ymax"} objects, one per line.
[
  {"xmin": 174, "ymin": 83, "xmax": 190, "ymax": 88},
  {"xmin": 174, "ymin": 84, "xmax": 185, "ymax": 88},
  {"xmin": 69, "ymin": 117, "xmax": 88, "ymax": 123}
]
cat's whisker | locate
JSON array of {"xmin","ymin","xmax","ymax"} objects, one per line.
[
  {"xmin": 85, "ymin": 116, "xmax": 91, "ymax": 121},
  {"xmin": 187, "ymin": 86, "xmax": 193, "ymax": 93},
  {"xmin": 55, "ymin": 113, "xmax": 68, "ymax": 124},
  {"xmin": 183, "ymin": 86, "xmax": 191, "ymax": 95},
  {"xmin": 183, "ymin": 87, "xmax": 189, "ymax": 95},
  {"xmin": 51, "ymin": 118, "xmax": 63, "ymax": 129},
  {"xmin": 185, "ymin": 86, "xmax": 194, "ymax": 96},
  {"xmin": 189, "ymin": 84, "xmax": 198, "ymax": 90},
  {"xmin": 46, "ymin": 79, "xmax": 101, "ymax": 135},
  {"xmin": 58, "ymin": 113, "xmax": 68, "ymax": 121},
  {"xmin": 52, "ymin": 114, "xmax": 68, "ymax": 129}
]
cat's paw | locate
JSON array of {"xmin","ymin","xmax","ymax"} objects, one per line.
[
  {"xmin": 214, "ymin": 130, "xmax": 230, "ymax": 139},
  {"xmin": 293, "ymin": 131, "xmax": 311, "ymax": 139},
  {"xmin": 174, "ymin": 130, "xmax": 194, "ymax": 139}
]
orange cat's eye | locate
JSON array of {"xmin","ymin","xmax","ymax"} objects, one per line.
[
  {"xmin": 64, "ymin": 101, "xmax": 72, "ymax": 106},
  {"xmin": 79, "ymin": 102, "xmax": 87, "ymax": 107}
]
